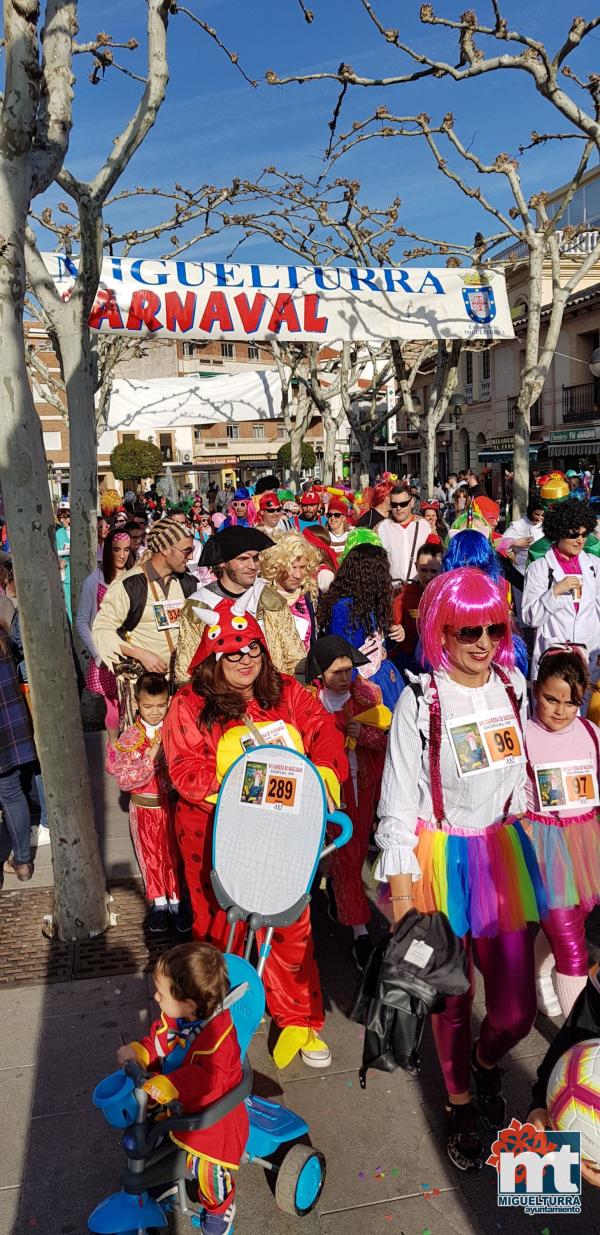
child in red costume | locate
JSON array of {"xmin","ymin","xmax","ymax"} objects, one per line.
[
  {"xmin": 305, "ymin": 635, "xmax": 389, "ymax": 971},
  {"xmin": 118, "ymin": 943, "xmax": 246, "ymax": 1235},
  {"xmin": 112, "ymin": 673, "xmax": 186, "ymax": 936},
  {"xmin": 162, "ymin": 600, "xmax": 348, "ymax": 1071}
]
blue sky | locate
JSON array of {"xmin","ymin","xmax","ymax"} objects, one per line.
[{"xmin": 38, "ymin": 0, "xmax": 600, "ymax": 265}]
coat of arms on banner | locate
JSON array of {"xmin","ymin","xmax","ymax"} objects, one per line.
[{"xmin": 462, "ymin": 271, "xmax": 496, "ymax": 324}]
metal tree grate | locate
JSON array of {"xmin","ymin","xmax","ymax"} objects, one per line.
[{"xmin": 0, "ymin": 879, "xmax": 174, "ymax": 989}]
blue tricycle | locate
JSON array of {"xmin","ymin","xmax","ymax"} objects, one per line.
[{"xmin": 88, "ymin": 746, "xmax": 352, "ymax": 1232}]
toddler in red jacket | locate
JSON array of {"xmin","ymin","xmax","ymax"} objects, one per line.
[{"xmin": 117, "ymin": 943, "xmax": 248, "ymax": 1235}]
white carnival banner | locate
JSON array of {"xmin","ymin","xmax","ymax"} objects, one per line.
[{"xmin": 43, "ymin": 253, "xmax": 514, "ymax": 342}]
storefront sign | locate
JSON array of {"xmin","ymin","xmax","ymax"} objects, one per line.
[
  {"xmin": 489, "ymin": 435, "xmax": 515, "ymax": 451},
  {"xmin": 549, "ymin": 428, "xmax": 600, "ymax": 443},
  {"xmin": 43, "ymin": 254, "xmax": 515, "ymax": 343}
]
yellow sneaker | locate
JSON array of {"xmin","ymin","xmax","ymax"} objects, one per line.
[{"xmin": 272, "ymin": 1025, "xmax": 311, "ymax": 1070}]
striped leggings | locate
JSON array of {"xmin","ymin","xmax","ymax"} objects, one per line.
[{"xmin": 186, "ymin": 1153, "xmax": 236, "ymax": 1215}]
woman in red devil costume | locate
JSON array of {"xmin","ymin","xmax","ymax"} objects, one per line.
[{"xmin": 162, "ymin": 600, "xmax": 348, "ymax": 1071}]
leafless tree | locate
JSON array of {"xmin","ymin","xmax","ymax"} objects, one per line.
[
  {"xmin": 326, "ymin": 113, "xmax": 597, "ymax": 513},
  {"xmin": 25, "ymin": 6, "xmax": 255, "ymax": 619},
  {"xmin": 216, "ymin": 170, "xmax": 470, "ymax": 488},
  {"xmin": 0, "ymin": 0, "xmax": 108, "ymax": 938},
  {"xmin": 267, "ymin": 3, "xmax": 600, "ymax": 512}
]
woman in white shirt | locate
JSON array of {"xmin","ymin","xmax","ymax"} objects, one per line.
[
  {"xmin": 499, "ymin": 499, "xmax": 545, "ymax": 577},
  {"xmin": 375, "ymin": 567, "xmax": 545, "ymax": 1173},
  {"xmin": 522, "ymin": 498, "xmax": 600, "ymax": 679},
  {"xmin": 324, "ymin": 497, "xmax": 350, "ymax": 561},
  {"xmin": 76, "ymin": 530, "xmax": 133, "ymax": 748}
]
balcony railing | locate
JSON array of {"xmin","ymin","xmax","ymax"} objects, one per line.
[
  {"xmin": 480, "ymin": 377, "xmax": 491, "ymax": 401},
  {"xmin": 562, "ymin": 380, "xmax": 600, "ymax": 423},
  {"xmin": 507, "ymin": 395, "xmax": 542, "ymax": 429},
  {"xmin": 495, "ymin": 217, "xmax": 600, "ymax": 263},
  {"xmin": 465, "ymin": 383, "xmax": 474, "ymax": 403}
]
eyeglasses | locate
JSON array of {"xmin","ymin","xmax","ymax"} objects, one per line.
[
  {"xmin": 264, "ymin": 506, "xmax": 282, "ymax": 514},
  {"xmin": 565, "ymin": 529, "xmax": 587, "ymax": 539},
  {"xmin": 448, "ymin": 623, "xmax": 507, "ymax": 645},
  {"xmin": 223, "ymin": 640, "xmax": 263, "ymax": 663},
  {"xmin": 390, "ymin": 499, "xmax": 411, "ymax": 509},
  {"xmin": 327, "ymin": 512, "xmax": 343, "ymax": 520}
]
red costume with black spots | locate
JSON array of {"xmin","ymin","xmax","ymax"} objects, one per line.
[{"xmin": 162, "ymin": 603, "xmax": 348, "ymax": 1038}]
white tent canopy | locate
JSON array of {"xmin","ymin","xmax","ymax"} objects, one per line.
[
  {"xmin": 102, "ymin": 370, "xmax": 282, "ymax": 436},
  {"xmin": 97, "ymin": 370, "xmax": 284, "ymax": 468}
]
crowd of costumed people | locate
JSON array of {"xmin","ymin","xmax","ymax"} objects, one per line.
[{"xmin": 8, "ymin": 463, "xmax": 600, "ymax": 1230}]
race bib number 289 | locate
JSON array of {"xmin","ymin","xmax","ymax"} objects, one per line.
[{"xmin": 265, "ymin": 774, "xmax": 298, "ymax": 808}]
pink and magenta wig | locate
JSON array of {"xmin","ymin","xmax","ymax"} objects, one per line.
[{"xmin": 418, "ymin": 566, "xmax": 514, "ymax": 671}]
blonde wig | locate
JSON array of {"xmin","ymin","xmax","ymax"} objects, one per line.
[{"xmin": 259, "ymin": 532, "xmax": 320, "ymax": 601}]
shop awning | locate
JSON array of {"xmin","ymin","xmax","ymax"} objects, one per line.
[
  {"xmin": 478, "ymin": 446, "xmax": 540, "ymax": 463},
  {"xmin": 548, "ymin": 441, "xmax": 600, "ymax": 457}
]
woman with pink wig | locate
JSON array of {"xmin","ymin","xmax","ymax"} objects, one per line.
[{"xmin": 375, "ymin": 567, "xmax": 546, "ymax": 1173}]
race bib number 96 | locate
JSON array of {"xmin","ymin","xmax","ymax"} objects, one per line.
[{"xmin": 447, "ymin": 710, "xmax": 524, "ymax": 778}]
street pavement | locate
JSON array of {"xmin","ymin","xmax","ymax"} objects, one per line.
[{"xmin": 2, "ymin": 731, "xmax": 600, "ymax": 1235}]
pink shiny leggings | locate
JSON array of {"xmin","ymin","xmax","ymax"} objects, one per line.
[
  {"xmin": 541, "ymin": 906, "xmax": 588, "ymax": 976},
  {"xmin": 431, "ymin": 928, "xmax": 536, "ymax": 1096},
  {"xmin": 104, "ymin": 694, "xmax": 119, "ymax": 732}
]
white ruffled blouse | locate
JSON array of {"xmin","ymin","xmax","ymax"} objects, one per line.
[{"xmin": 374, "ymin": 667, "xmax": 528, "ymax": 881}]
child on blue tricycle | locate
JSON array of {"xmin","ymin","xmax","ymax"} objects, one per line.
[{"xmin": 116, "ymin": 943, "xmax": 245, "ymax": 1235}]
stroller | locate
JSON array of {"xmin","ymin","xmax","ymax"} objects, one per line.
[{"xmin": 88, "ymin": 745, "xmax": 352, "ymax": 1232}]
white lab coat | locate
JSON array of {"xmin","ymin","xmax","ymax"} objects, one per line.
[
  {"xmin": 522, "ymin": 547, "xmax": 600, "ymax": 679},
  {"xmin": 500, "ymin": 516, "xmax": 545, "ymax": 577}
]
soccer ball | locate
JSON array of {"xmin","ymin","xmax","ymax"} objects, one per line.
[{"xmin": 547, "ymin": 1038, "xmax": 600, "ymax": 1165}]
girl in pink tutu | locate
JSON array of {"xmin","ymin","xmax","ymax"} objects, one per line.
[
  {"xmin": 76, "ymin": 528, "xmax": 133, "ymax": 754},
  {"xmin": 524, "ymin": 645, "xmax": 600, "ymax": 1017}
]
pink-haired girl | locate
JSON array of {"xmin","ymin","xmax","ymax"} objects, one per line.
[
  {"xmin": 375, "ymin": 567, "xmax": 546, "ymax": 1173},
  {"xmin": 524, "ymin": 646, "xmax": 600, "ymax": 1018}
]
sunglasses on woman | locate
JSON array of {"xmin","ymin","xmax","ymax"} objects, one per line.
[
  {"xmin": 223, "ymin": 640, "xmax": 263, "ymax": 663},
  {"xmin": 448, "ymin": 623, "xmax": 507, "ymax": 645},
  {"xmin": 327, "ymin": 512, "xmax": 343, "ymax": 520},
  {"xmin": 565, "ymin": 528, "xmax": 587, "ymax": 539}
]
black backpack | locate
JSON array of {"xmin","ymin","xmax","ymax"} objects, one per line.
[
  {"xmin": 349, "ymin": 909, "xmax": 470, "ymax": 1087},
  {"xmin": 116, "ymin": 570, "xmax": 198, "ymax": 638}
]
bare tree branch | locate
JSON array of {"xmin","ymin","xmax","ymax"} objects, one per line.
[{"xmin": 173, "ymin": 4, "xmax": 258, "ymax": 87}]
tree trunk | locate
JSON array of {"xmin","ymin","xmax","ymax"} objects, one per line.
[
  {"xmin": 289, "ymin": 425, "xmax": 304, "ymax": 491},
  {"xmin": 356, "ymin": 431, "xmax": 371, "ymax": 489},
  {"xmin": 322, "ymin": 416, "xmax": 338, "ymax": 485},
  {"xmin": 512, "ymin": 401, "xmax": 530, "ymax": 520},
  {"xmin": 60, "ymin": 324, "xmax": 98, "ymax": 625},
  {"xmin": 420, "ymin": 418, "xmax": 436, "ymax": 497},
  {"xmin": 0, "ymin": 167, "xmax": 108, "ymax": 941}
]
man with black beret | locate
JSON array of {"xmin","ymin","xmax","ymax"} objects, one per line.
[{"xmin": 174, "ymin": 526, "xmax": 307, "ymax": 682}]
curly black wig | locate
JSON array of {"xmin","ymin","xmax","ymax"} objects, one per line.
[
  {"xmin": 542, "ymin": 497, "xmax": 597, "ymax": 544},
  {"xmin": 317, "ymin": 544, "xmax": 394, "ymax": 638}
]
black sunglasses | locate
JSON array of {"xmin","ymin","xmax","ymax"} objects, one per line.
[
  {"xmin": 449, "ymin": 623, "xmax": 507, "ymax": 645},
  {"xmin": 565, "ymin": 529, "xmax": 587, "ymax": 539},
  {"xmin": 264, "ymin": 506, "xmax": 282, "ymax": 513},
  {"xmin": 390, "ymin": 499, "xmax": 411, "ymax": 509},
  {"xmin": 223, "ymin": 640, "xmax": 263, "ymax": 663}
]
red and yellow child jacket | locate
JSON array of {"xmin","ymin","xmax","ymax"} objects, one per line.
[{"xmin": 128, "ymin": 1008, "xmax": 248, "ymax": 1166}]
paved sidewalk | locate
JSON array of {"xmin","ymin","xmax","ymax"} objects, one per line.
[{"xmin": 2, "ymin": 734, "xmax": 600, "ymax": 1235}]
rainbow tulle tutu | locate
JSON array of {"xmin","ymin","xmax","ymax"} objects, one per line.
[
  {"xmin": 409, "ymin": 817, "xmax": 548, "ymax": 939},
  {"xmin": 523, "ymin": 809, "xmax": 600, "ymax": 912}
]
